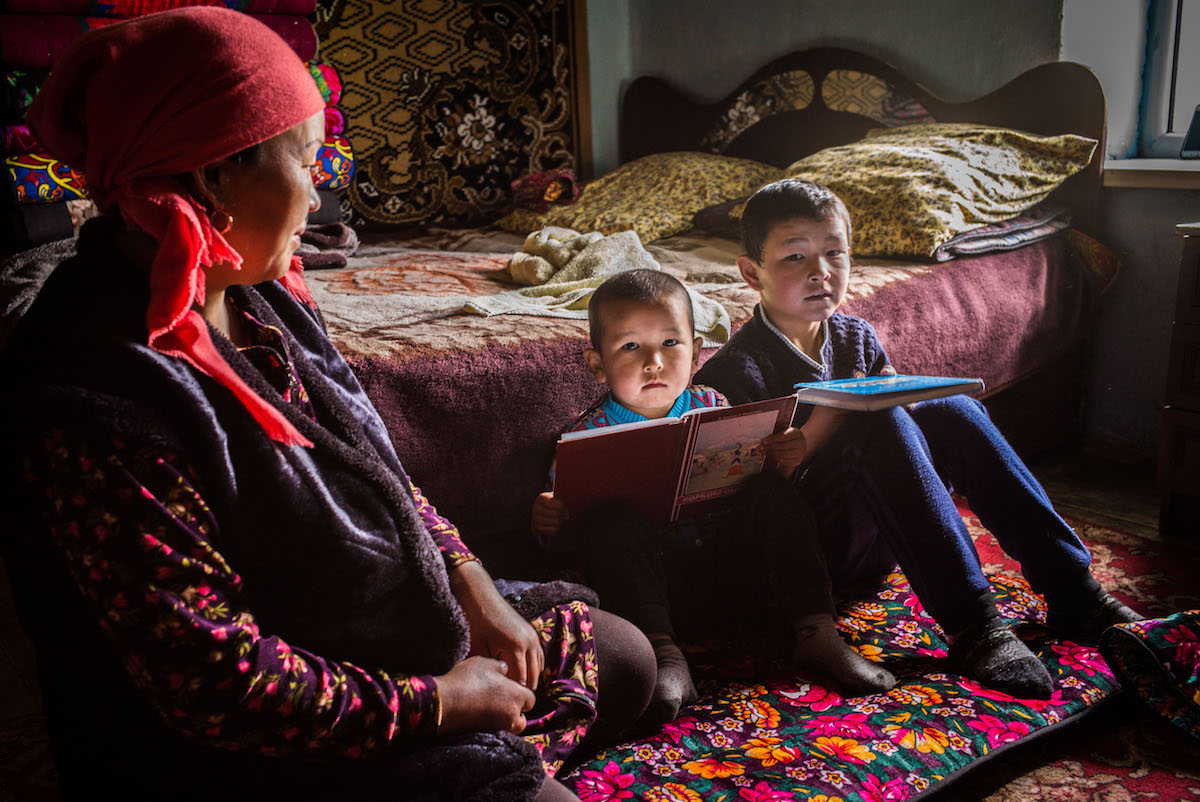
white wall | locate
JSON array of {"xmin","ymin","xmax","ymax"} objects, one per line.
[
  {"xmin": 585, "ymin": 0, "xmax": 632, "ymax": 177},
  {"xmin": 586, "ymin": 0, "xmax": 1062, "ymax": 174},
  {"xmin": 1087, "ymin": 188, "xmax": 1200, "ymax": 452},
  {"xmin": 1060, "ymin": 0, "xmax": 1147, "ymax": 158},
  {"xmin": 1062, "ymin": 0, "xmax": 1200, "ymax": 455},
  {"xmin": 627, "ymin": 0, "xmax": 1062, "ymax": 102}
]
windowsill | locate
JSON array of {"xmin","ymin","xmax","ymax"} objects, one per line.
[{"xmin": 1103, "ymin": 158, "xmax": 1200, "ymax": 189}]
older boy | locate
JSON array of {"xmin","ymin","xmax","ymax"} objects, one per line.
[
  {"xmin": 694, "ymin": 179, "xmax": 1140, "ymax": 699},
  {"xmin": 534, "ymin": 269, "xmax": 895, "ymax": 724}
]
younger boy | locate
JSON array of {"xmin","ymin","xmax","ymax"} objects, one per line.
[
  {"xmin": 694, "ymin": 179, "xmax": 1140, "ymax": 699},
  {"xmin": 533, "ymin": 269, "xmax": 895, "ymax": 724}
]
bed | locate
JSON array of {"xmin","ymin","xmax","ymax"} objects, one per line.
[
  {"xmin": 306, "ymin": 47, "xmax": 1114, "ymax": 543},
  {"xmin": 0, "ymin": 46, "xmax": 1134, "ymax": 802}
]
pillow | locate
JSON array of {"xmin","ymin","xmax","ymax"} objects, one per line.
[
  {"xmin": 495, "ymin": 151, "xmax": 782, "ymax": 244},
  {"xmin": 781, "ymin": 123, "xmax": 1097, "ymax": 258}
]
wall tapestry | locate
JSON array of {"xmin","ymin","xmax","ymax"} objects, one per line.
[{"xmin": 314, "ymin": 0, "xmax": 583, "ymax": 229}]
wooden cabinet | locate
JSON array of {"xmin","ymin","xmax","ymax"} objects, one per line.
[{"xmin": 1159, "ymin": 222, "xmax": 1200, "ymax": 538}]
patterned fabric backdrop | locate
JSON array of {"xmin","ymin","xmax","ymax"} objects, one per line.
[{"xmin": 313, "ymin": 0, "xmax": 582, "ymax": 229}]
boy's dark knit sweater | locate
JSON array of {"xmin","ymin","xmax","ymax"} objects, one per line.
[{"xmin": 694, "ymin": 306, "xmax": 889, "ymax": 426}]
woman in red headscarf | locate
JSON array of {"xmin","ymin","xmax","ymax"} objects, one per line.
[{"xmin": 0, "ymin": 8, "xmax": 653, "ymax": 801}]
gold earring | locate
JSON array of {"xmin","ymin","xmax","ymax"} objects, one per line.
[{"xmin": 210, "ymin": 208, "xmax": 233, "ymax": 234}]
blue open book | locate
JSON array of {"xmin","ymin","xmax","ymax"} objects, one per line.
[{"xmin": 793, "ymin": 375, "xmax": 984, "ymax": 411}]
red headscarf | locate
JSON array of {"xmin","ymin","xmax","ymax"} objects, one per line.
[{"xmin": 27, "ymin": 7, "xmax": 326, "ymax": 447}]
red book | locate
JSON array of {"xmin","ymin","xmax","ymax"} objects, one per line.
[{"xmin": 553, "ymin": 395, "xmax": 797, "ymax": 524}]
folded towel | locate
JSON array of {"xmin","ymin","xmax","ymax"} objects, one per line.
[
  {"xmin": 308, "ymin": 61, "xmax": 342, "ymax": 106},
  {"xmin": 8, "ymin": 136, "xmax": 354, "ymax": 203},
  {"xmin": 2, "ymin": 67, "xmax": 47, "ymax": 124},
  {"xmin": 297, "ymin": 221, "xmax": 359, "ymax": 270},
  {"xmin": 3, "ymin": 123, "xmax": 37, "ymax": 155},
  {"xmin": 465, "ymin": 227, "xmax": 731, "ymax": 346}
]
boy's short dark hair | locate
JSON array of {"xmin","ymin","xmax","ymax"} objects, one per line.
[
  {"xmin": 588, "ymin": 269, "xmax": 694, "ymax": 349},
  {"xmin": 740, "ymin": 178, "xmax": 853, "ymax": 263}
]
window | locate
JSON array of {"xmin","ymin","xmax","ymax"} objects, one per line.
[{"xmin": 1141, "ymin": 0, "xmax": 1200, "ymax": 157}]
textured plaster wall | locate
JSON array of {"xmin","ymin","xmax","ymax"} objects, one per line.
[
  {"xmin": 1062, "ymin": 1, "xmax": 1198, "ymax": 457},
  {"xmin": 626, "ymin": 0, "xmax": 1062, "ymax": 104},
  {"xmin": 586, "ymin": 0, "xmax": 1063, "ymax": 175},
  {"xmin": 584, "ymin": 0, "xmax": 631, "ymax": 178}
]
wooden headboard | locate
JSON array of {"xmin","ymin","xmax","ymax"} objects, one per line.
[{"xmin": 619, "ymin": 47, "xmax": 1106, "ymax": 236}]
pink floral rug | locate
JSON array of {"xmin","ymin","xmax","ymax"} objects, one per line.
[{"xmin": 559, "ymin": 509, "xmax": 1200, "ymax": 802}]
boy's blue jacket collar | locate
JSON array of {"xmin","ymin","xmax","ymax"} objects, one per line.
[{"xmin": 599, "ymin": 389, "xmax": 693, "ymax": 424}]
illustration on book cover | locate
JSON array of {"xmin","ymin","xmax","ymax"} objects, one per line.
[{"xmin": 681, "ymin": 409, "xmax": 777, "ymax": 499}]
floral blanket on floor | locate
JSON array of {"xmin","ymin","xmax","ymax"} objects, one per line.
[{"xmin": 564, "ymin": 571, "xmax": 1119, "ymax": 802}]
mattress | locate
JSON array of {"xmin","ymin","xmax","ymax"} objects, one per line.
[{"xmin": 306, "ymin": 228, "xmax": 1099, "ymax": 538}]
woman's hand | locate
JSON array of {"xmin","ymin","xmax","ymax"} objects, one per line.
[
  {"xmin": 763, "ymin": 427, "xmax": 808, "ymax": 477},
  {"xmin": 532, "ymin": 491, "xmax": 568, "ymax": 540},
  {"xmin": 450, "ymin": 561, "xmax": 545, "ymax": 691},
  {"xmin": 435, "ymin": 656, "xmax": 536, "ymax": 735}
]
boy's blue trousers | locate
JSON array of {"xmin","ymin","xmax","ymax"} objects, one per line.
[{"xmin": 797, "ymin": 394, "xmax": 1093, "ymax": 635}]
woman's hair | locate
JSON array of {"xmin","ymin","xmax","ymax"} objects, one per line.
[
  {"xmin": 588, "ymin": 269, "xmax": 694, "ymax": 349},
  {"xmin": 740, "ymin": 179, "xmax": 853, "ymax": 263},
  {"xmin": 227, "ymin": 142, "xmax": 263, "ymax": 165},
  {"xmin": 171, "ymin": 142, "xmax": 263, "ymax": 216}
]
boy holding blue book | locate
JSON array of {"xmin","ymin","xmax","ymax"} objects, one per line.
[{"xmin": 694, "ymin": 178, "xmax": 1140, "ymax": 699}]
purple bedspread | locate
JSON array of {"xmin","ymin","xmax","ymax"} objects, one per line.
[
  {"xmin": 317, "ymin": 233, "xmax": 1099, "ymax": 541},
  {"xmin": 842, "ymin": 235, "xmax": 1095, "ymax": 397}
]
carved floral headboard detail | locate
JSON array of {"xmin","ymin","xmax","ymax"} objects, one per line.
[
  {"xmin": 699, "ymin": 68, "xmax": 934, "ymax": 155},
  {"xmin": 699, "ymin": 70, "xmax": 815, "ymax": 153}
]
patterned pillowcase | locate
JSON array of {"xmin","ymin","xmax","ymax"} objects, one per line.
[
  {"xmin": 496, "ymin": 152, "xmax": 782, "ymax": 244},
  {"xmin": 781, "ymin": 123, "xmax": 1097, "ymax": 258}
]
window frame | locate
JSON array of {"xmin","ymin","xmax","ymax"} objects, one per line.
[
  {"xmin": 1137, "ymin": 0, "xmax": 1195, "ymax": 156},
  {"xmin": 1140, "ymin": 0, "xmax": 1199, "ymax": 158}
]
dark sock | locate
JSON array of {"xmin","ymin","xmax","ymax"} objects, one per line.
[
  {"xmin": 643, "ymin": 634, "xmax": 697, "ymax": 726},
  {"xmin": 1044, "ymin": 575, "xmax": 1142, "ymax": 641},
  {"xmin": 949, "ymin": 620, "xmax": 1053, "ymax": 699},
  {"xmin": 792, "ymin": 614, "xmax": 895, "ymax": 696}
]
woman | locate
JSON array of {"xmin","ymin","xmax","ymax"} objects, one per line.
[{"xmin": 0, "ymin": 9, "xmax": 653, "ymax": 800}]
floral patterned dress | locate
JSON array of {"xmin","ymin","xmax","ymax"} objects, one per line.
[{"xmin": 14, "ymin": 301, "xmax": 599, "ymax": 778}]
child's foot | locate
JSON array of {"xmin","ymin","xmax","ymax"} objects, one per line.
[
  {"xmin": 644, "ymin": 634, "xmax": 698, "ymax": 725},
  {"xmin": 949, "ymin": 620, "xmax": 1053, "ymax": 699},
  {"xmin": 1045, "ymin": 585, "xmax": 1142, "ymax": 641},
  {"xmin": 792, "ymin": 614, "xmax": 895, "ymax": 696}
]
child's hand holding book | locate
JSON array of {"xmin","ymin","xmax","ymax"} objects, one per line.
[
  {"xmin": 532, "ymin": 491, "xmax": 569, "ymax": 541},
  {"xmin": 763, "ymin": 427, "xmax": 808, "ymax": 477}
]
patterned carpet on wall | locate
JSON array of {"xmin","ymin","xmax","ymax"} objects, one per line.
[
  {"xmin": 1, "ymin": 506, "xmax": 1197, "ymax": 802},
  {"xmin": 311, "ymin": 0, "xmax": 582, "ymax": 229}
]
